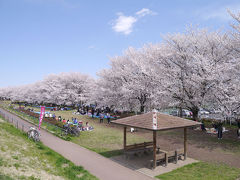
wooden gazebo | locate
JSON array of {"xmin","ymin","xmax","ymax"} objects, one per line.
[{"xmin": 112, "ymin": 112, "xmax": 201, "ymax": 169}]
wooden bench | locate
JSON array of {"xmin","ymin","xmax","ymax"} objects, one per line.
[
  {"xmin": 150, "ymin": 152, "xmax": 166, "ymax": 168},
  {"xmin": 124, "ymin": 142, "xmax": 153, "ymax": 159},
  {"xmin": 150, "ymin": 148, "xmax": 185, "ymax": 168}
]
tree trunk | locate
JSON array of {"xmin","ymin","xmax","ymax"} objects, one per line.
[
  {"xmin": 191, "ymin": 107, "xmax": 199, "ymax": 121},
  {"xmin": 140, "ymin": 105, "xmax": 145, "ymax": 113},
  {"xmin": 179, "ymin": 106, "xmax": 183, "ymax": 117}
]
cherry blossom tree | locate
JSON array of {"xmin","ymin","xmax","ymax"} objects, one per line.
[
  {"xmin": 0, "ymin": 72, "xmax": 94, "ymax": 106},
  {"xmin": 152, "ymin": 28, "xmax": 235, "ymax": 120},
  {"xmin": 93, "ymin": 45, "xmax": 166, "ymax": 113}
]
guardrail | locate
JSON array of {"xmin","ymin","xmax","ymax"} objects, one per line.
[
  {"xmin": 0, "ymin": 107, "xmax": 69, "ymax": 140},
  {"xmin": 0, "ymin": 109, "xmax": 32, "ymax": 132}
]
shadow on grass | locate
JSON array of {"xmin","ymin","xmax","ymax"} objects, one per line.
[{"xmin": 99, "ymin": 149, "xmax": 123, "ymax": 158}]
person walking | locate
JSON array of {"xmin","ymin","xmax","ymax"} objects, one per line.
[
  {"xmin": 96, "ymin": 109, "xmax": 100, "ymax": 117},
  {"xmin": 107, "ymin": 113, "xmax": 111, "ymax": 124},
  {"xmin": 201, "ymin": 121, "xmax": 206, "ymax": 131}
]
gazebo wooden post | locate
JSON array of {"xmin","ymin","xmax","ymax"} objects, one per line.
[
  {"xmin": 153, "ymin": 130, "xmax": 157, "ymax": 169},
  {"xmin": 184, "ymin": 127, "xmax": 187, "ymax": 160},
  {"xmin": 124, "ymin": 126, "xmax": 127, "ymax": 150}
]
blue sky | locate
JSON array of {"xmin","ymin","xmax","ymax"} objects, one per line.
[{"xmin": 0, "ymin": 0, "xmax": 239, "ymax": 87}]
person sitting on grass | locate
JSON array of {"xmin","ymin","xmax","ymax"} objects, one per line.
[
  {"xmin": 78, "ymin": 121, "xmax": 83, "ymax": 130},
  {"xmin": 85, "ymin": 122, "xmax": 89, "ymax": 131},
  {"xmin": 62, "ymin": 119, "xmax": 66, "ymax": 123},
  {"xmin": 73, "ymin": 118, "xmax": 78, "ymax": 124},
  {"xmin": 83, "ymin": 122, "xmax": 93, "ymax": 131}
]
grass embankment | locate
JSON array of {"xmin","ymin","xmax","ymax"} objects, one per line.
[
  {"xmin": 0, "ymin": 116, "xmax": 97, "ymax": 180},
  {"xmin": 0, "ymin": 102, "xmax": 69, "ymax": 140},
  {"xmin": 156, "ymin": 162, "xmax": 240, "ymax": 180}
]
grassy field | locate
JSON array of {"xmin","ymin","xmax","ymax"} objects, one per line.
[
  {"xmin": 0, "ymin": 116, "xmax": 97, "ymax": 180},
  {"xmin": 53, "ymin": 110, "xmax": 148, "ymax": 157},
  {"xmin": 0, "ymin": 102, "xmax": 148, "ymax": 157},
  {"xmin": 156, "ymin": 162, "xmax": 240, "ymax": 180},
  {"xmin": 2, "ymin": 101, "xmax": 240, "ymax": 179}
]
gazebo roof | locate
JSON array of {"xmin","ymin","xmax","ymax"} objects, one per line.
[{"xmin": 112, "ymin": 112, "xmax": 201, "ymax": 131}]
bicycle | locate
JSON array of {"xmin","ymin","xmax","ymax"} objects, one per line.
[
  {"xmin": 27, "ymin": 127, "xmax": 40, "ymax": 142},
  {"xmin": 61, "ymin": 124, "xmax": 80, "ymax": 137}
]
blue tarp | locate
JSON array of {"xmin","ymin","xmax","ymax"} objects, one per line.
[
  {"xmin": 88, "ymin": 115, "xmax": 115, "ymax": 119},
  {"xmin": 34, "ymin": 111, "xmax": 50, "ymax": 114}
]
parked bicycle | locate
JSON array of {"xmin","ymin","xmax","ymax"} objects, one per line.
[
  {"xmin": 61, "ymin": 124, "xmax": 80, "ymax": 137},
  {"xmin": 27, "ymin": 127, "xmax": 40, "ymax": 142}
]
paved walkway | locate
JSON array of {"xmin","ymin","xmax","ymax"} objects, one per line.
[{"xmin": 0, "ymin": 107, "xmax": 155, "ymax": 180}]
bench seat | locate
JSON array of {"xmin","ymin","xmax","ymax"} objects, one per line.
[
  {"xmin": 124, "ymin": 142, "xmax": 153, "ymax": 159},
  {"xmin": 150, "ymin": 148, "xmax": 185, "ymax": 168}
]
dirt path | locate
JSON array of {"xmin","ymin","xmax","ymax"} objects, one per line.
[
  {"xmin": 0, "ymin": 107, "xmax": 154, "ymax": 180},
  {"xmin": 137, "ymin": 128, "xmax": 240, "ymax": 168},
  {"xmin": 156, "ymin": 135, "xmax": 240, "ymax": 168}
]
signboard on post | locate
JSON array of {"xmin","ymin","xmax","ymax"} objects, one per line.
[
  {"xmin": 39, "ymin": 106, "xmax": 45, "ymax": 130},
  {"xmin": 152, "ymin": 109, "xmax": 158, "ymax": 130}
]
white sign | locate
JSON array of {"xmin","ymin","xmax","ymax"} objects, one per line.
[{"xmin": 152, "ymin": 109, "xmax": 157, "ymax": 130}]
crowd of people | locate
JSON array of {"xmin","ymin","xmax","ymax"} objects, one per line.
[
  {"xmin": 74, "ymin": 105, "xmax": 119, "ymax": 124},
  {"xmin": 60, "ymin": 116, "xmax": 93, "ymax": 131},
  {"xmin": 24, "ymin": 104, "xmax": 240, "ymax": 139},
  {"xmin": 27, "ymin": 107, "xmax": 94, "ymax": 132},
  {"xmin": 200, "ymin": 119, "xmax": 240, "ymax": 139}
]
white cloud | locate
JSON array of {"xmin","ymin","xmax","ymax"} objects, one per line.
[
  {"xmin": 112, "ymin": 8, "xmax": 156, "ymax": 35},
  {"xmin": 136, "ymin": 8, "xmax": 157, "ymax": 17},
  {"xmin": 112, "ymin": 13, "xmax": 137, "ymax": 35}
]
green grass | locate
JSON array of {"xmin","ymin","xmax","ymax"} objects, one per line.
[
  {"xmin": 0, "ymin": 174, "xmax": 14, "ymax": 180},
  {"xmin": 0, "ymin": 115, "xmax": 97, "ymax": 180},
  {"xmin": 1, "ymin": 103, "xmax": 148, "ymax": 158},
  {"xmin": 156, "ymin": 162, "xmax": 240, "ymax": 180},
  {"xmin": 0, "ymin": 103, "xmax": 71, "ymax": 141},
  {"xmin": 53, "ymin": 110, "xmax": 149, "ymax": 157}
]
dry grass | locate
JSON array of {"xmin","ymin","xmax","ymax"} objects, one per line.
[{"xmin": 0, "ymin": 116, "xmax": 97, "ymax": 180}]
